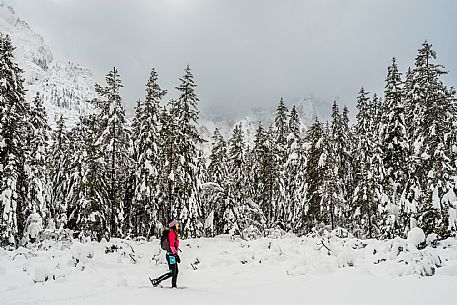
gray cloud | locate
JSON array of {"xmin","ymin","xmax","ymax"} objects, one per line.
[{"xmin": 6, "ymin": 0, "xmax": 457, "ymax": 117}]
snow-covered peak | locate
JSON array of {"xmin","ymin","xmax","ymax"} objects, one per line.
[
  {"xmin": 0, "ymin": 3, "xmax": 53, "ymax": 72},
  {"xmin": 0, "ymin": 2, "xmax": 95, "ymax": 128}
]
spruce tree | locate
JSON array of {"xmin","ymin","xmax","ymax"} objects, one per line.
[
  {"xmin": 92, "ymin": 67, "xmax": 132, "ymax": 238},
  {"xmin": 25, "ymin": 93, "xmax": 50, "ymax": 228},
  {"xmin": 404, "ymin": 42, "xmax": 457, "ymax": 237},
  {"xmin": 274, "ymin": 97, "xmax": 289, "ymax": 148},
  {"xmin": 250, "ymin": 124, "xmax": 279, "ymax": 229},
  {"xmin": 74, "ymin": 115, "xmax": 110, "ymax": 241},
  {"xmin": 273, "ymin": 98, "xmax": 288, "ymax": 229},
  {"xmin": 207, "ymin": 128, "xmax": 228, "ymax": 187},
  {"xmin": 283, "ymin": 106, "xmax": 305, "ymax": 232},
  {"xmin": 226, "ymin": 124, "xmax": 260, "ymax": 235},
  {"xmin": 0, "ymin": 34, "xmax": 28, "ymax": 246},
  {"xmin": 352, "ymin": 88, "xmax": 382, "ymax": 238},
  {"xmin": 172, "ymin": 65, "xmax": 203, "ymax": 238},
  {"xmin": 380, "ymin": 58, "xmax": 409, "ymax": 237},
  {"xmin": 302, "ymin": 117, "xmax": 326, "ymax": 233},
  {"xmin": 327, "ymin": 102, "xmax": 348, "ymax": 230},
  {"xmin": 319, "ymin": 123, "xmax": 340, "ymax": 230},
  {"xmin": 131, "ymin": 68, "xmax": 166, "ymax": 237},
  {"xmin": 48, "ymin": 115, "xmax": 70, "ymax": 229},
  {"xmin": 157, "ymin": 104, "xmax": 178, "ymax": 228}
]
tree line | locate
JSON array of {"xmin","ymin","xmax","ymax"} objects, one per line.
[{"xmin": 1, "ymin": 34, "xmax": 456, "ymax": 247}]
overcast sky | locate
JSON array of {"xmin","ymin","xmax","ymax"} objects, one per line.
[{"xmin": 7, "ymin": 0, "xmax": 457, "ymax": 117}]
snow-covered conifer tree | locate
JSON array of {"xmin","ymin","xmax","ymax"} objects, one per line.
[
  {"xmin": 207, "ymin": 128, "xmax": 228, "ymax": 187},
  {"xmin": 352, "ymin": 89, "xmax": 383, "ymax": 238},
  {"xmin": 130, "ymin": 68, "xmax": 166, "ymax": 237},
  {"xmin": 25, "ymin": 93, "xmax": 50, "ymax": 229},
  {"xmin": 380, "ymin": 58, "xmax": 410, "ymax": 237},
  {"xmin": 302, "ymin": 117, "xmax": 326, "ymax": 233},
  {"xmin": 273, "ymin": 98, "xmax": 289, "ymax": 229},
  {"xmin": 404, "ymin": 42, "xmax": 457, "ymax": 237},
  {"xmin": 283, "ymin": 106, "xmax": 306, "ymax": 232},
  {"xmin": 92, "ymin": 67, "xmax": 132, "ymax": 238},
  {"xmin": 48, "ymin": 115, "xmax": 70, "ymax": 229},
  {"xmin": 0, "ymin": 34, "xmax": 28, "ymax": 247},
  {"xmin": 172, "ymin": 65, "xmax": 204, "ymax": 238}
]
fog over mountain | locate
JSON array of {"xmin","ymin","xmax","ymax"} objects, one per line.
[
  {"xmin": 5, "ymin": 0, "xmax": 456, "ymax": 120},
  {"xmin": 0, "ymin": 1, "xmax": 329, "ymax": 142}
]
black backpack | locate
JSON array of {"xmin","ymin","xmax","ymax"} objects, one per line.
[{"xmin": 160, "ymin": 229, "xmax": 170, "ymax": 251}]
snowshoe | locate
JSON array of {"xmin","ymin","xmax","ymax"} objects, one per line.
[{"xmin": 149, "ymin": 277, "xmax": 159, "ymax": 287}]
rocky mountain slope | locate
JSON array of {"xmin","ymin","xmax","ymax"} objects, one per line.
[{"xmin": 0, "ymin": 2, "xmax": 95, "ymax": 128}]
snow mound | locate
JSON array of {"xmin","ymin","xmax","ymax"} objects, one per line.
[
  {"xmin": 407, "ymin": 227, "xmax": 425, "ymax": 247},
  {"xmin": 33, "ymin": 265, "xmax": 52, "ymax": 283}
]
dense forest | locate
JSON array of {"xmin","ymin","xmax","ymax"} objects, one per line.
[{"xmin": 1, "ymin": 33, "xmax": 456, "ymax": 248}]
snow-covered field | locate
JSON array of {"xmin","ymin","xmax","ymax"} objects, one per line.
[{"xmin": 1, "ymin": 232, "xmax": 457, "ymax": 305}]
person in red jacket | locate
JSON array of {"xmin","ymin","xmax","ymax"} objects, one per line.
[{"xmin": 150, "ymin": 220, "xmax": 181, "ymax": 288}]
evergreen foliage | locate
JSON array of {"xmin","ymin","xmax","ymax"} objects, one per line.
[
  {"xmin": 91, "ymin": 67, "xmax": 132, "ymax": 238},
  {"xmin": 0, "ymin": 34, "xmax": 28, "ymax": 247},
  {"xmin": 130, "ymin": 68, "xmax": 166, "ymax": 237},
  {"xmin": 1, "ymin": 38, "xmax": 457, "ymax": 248}
]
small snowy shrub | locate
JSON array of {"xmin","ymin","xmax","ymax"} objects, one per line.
[
  {"xmin": 426, "ymin": 233, "xmax": 438, "ymax": 247},
  {"xmin": 24, "ymin": 213, "xmax": 43, "ymax": 243},
  {"xmin": 242, "ymin": 225, "xmax": 262, "ymax": 240},
  {"xmin": 265, "ymin": 228, "xmax": 287, "ymax": 239}
]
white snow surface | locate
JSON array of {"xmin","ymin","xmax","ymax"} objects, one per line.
[{"xmin": 1, "ymin": 233, "xmax": 457, "ymax": 305}]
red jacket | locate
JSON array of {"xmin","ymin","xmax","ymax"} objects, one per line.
[{"xmin": 168, "ymin": 230, "xmax": 179, "ymax": 254}]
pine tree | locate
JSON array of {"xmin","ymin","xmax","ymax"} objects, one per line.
[{"xmin": 0, "ymin": 34, "xmax": 28, "ymax": 247}]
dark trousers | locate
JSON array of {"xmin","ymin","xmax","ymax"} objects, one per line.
[{"xmin": 156, "ymin": 253, "xmax": 179, "ymax": 287}]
